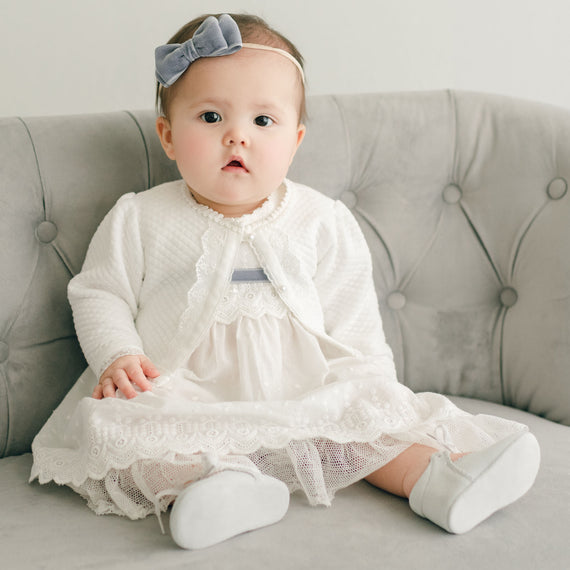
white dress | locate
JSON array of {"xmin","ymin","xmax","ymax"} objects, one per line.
[{"xmin": 30, "ymin": 182, "xmax": 526, "ymax": 521}]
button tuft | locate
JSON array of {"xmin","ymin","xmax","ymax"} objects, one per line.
[
  {"xmin": 442, "ymin": 184, "xmax": 462, "ymax": 204},
  {"xmin": 0, "ymin": 341, "xmax": 9, "ymax": 363},
  {"xmin": 387, "ymin": 291, "xmax": 406, "ymax": 310},
  {"xmin": 546, "ymin": 177, "xmax": 568, "ymax": 200},
  {"xmin": 36, "ymin": 221, "xmax": 58, "ymax": 243},
  {"xmin": 500, "ymin": 287, "xmax": 518, "ymax": 308},
  {"xmin": 341, "ymin": 191, "xmax": 358, "ymax": 208}
]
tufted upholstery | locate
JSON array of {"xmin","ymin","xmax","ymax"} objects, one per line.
[
  {"xmin": 2, "ymin": 91, "xmax": 570, "ymax": 570},
  {"xmin": 0, "ymin": 91, "xmax": 569, "ymax": 460},
  {"xmin": 289, "ymin": 91, "xmax": 570, "ymax": 426}
]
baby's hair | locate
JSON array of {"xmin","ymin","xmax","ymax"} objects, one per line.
[{"xmin": 156, "ymin": 13, "xmax": 306, "ymax": 123}]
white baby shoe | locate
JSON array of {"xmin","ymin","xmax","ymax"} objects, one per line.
[
  {"xmin": 409, "ymin": 431, "xmax": 540, "ymax": 534},
  {"xmin": 170, "ymin": 470, "xmax": 290, "ymax": 549}
]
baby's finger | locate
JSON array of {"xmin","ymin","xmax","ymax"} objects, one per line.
[
  {"xmin": 101, "ymin": 376, "xmax": 119, "ymax": 399},
  {"xmin": 92, "ymin": 383, "xmax": 104, "ymax": 399},
  {"xmin": 112, "ymin": 369, "xmax": 138, "ymax": 399},
  {"xmin": 126, "ymin": 364, "xmax": 153, "ymax": 393},
  {"xmin": 140, "ymin": 357, "xmax": 160, "ymax": 379}
]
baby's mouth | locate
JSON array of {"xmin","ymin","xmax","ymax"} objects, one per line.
[{"xmin": 223, "ymin": 157, "xmax": 249, "ymax": 173}]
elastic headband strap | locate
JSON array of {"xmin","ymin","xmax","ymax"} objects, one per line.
[{"xmin": 241, "ymin": 43, "xmax": 305, "ymax": 83}]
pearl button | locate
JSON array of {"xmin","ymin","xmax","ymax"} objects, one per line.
[{"xmin": 247, "ymin": 233, "xmax": 255, "ymax": 242}]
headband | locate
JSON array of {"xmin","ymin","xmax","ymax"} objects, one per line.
[{"xmin": 155, "ymin": 14, "xmax": 305, "ymax": 88}]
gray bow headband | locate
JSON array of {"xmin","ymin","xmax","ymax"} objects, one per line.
[{"xmin": 155, "ymin": 14, "xmax": 304, "ymax": 88}]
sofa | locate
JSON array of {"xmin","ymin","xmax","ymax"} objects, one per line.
[{"xmin": 1, "ymin": 91, "xmax": 569, "ymax": 569}]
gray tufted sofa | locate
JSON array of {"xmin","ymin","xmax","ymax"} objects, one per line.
[{"xmin": 1, "ymin": 91, "xmax": 569, "ymax": 569}]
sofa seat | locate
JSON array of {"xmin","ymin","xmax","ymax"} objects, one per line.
[{"xmin": 3, "ymin": 398, "xmax": 569, "ymax": 570}]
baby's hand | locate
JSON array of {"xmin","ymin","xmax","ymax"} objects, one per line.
[{"xmin": 93, "ymin": 355, "xmax": 160, "ymax": 400}]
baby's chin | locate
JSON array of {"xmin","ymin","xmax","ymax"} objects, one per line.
[{"xmin": 192, "ymin": 194, "xmax": 270, "ymax": 217}]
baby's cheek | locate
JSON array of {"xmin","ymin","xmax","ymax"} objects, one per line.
[
  {"xmin": 265, "ymin": 142, "xmax": 298, "ymax": 175},
  {"xmin": 176, "ymin": 134, "xmax": 207, "ymax": 158}
]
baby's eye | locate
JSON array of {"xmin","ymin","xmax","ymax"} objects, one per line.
[
  {"xmin": 200, "ymin": 111, "xmax": 222, "ymax": 123},
  {"xmin": 254, "ymin": 115, "xmax": 273, "ymax": 127}
]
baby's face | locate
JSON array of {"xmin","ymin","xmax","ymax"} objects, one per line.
[{"xmin": 157, "ymin": 48, "xmax": 305, "ymax": 217}]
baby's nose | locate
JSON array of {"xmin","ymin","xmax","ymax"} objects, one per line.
[{"xmin": 223, "ymin": 125, "xmax": 249, "ymax": 146}]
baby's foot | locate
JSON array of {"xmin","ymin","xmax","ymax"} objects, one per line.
[
  {"xmin": 409, "ymin": 431, "xmax": 540, "ymax": 534},
  {"xmin": 170, "ymin": 470, "xmax": 290, "ymax": 549}
]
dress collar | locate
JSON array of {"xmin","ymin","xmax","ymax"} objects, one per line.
[{"xmin": 180, "ymin": 180, "xmax": 291, "ymax": 230}]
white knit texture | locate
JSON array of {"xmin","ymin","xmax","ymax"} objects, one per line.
[{"xmin": 68, "ymin": 179, "xmax": 389, "ymax": 378}]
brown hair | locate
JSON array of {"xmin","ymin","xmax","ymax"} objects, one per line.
[{"xmin": 155, "ymin": 13, "xmax": 306, "ymax": 123}]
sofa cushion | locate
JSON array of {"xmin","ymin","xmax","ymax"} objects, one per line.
[
  {"xmin": 0, "ymin": 114, "xmax": 178, "ymax": 457},
  {"xmin": 2, "ymin": 398, "xmax": 568, "ymax": 569},
  {"xmin": 288, "ymin": 92, "xmax": 570, "ymax": 424}
]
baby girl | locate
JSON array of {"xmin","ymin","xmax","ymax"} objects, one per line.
[{"xmin": 31, "ymin": 13, "xmax": 540, "ymax": 550}]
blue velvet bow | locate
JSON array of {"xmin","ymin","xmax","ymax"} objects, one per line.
[{"xmin": 155, "ymin": 14, "xmax": 242, "ymax": 87}]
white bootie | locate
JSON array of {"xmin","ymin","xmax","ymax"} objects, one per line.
[
  {"xmin": 409, "ymin": 431, "xmax": 540, "ymax": 534},
  {"xmin": 170, "ymin": 470, "xmax": 290, "ymax": 549}
]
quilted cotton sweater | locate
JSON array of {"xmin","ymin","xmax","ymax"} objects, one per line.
[{"xmin": 68, "ymin": 179, "xmax": 394, "ymax": 379}]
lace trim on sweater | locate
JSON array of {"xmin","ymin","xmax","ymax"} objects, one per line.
[
  {"xmin": 215, "ymin": 282, "xmax": 287, "ymax": 324},
  {"xmin": 179, "ymin": 180, "xmax": 290, "ymax": 232}
]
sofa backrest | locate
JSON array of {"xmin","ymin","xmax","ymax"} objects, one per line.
[{"xmin": 1, "ymin": 91, "xmax": 569, "ymax": 457}]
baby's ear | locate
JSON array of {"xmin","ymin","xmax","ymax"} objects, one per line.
[
  {"xmin": 156, "ymin": 116, "xmax": 176, "ymax": 160},
  {"xmin": 296, "ymin": 124, "xmax": 306, "ymax": 148},
  {"xmin": 288, "ymin": 123, "xmax": 306, "ymax": 166}
]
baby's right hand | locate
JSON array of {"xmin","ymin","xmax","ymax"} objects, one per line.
[{"xmin": 93, "ymin": 355, "xmax": 160, "ymax": 400}]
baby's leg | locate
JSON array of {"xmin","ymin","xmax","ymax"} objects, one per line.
[
  {"xmin": 365, "ymin": 444, "xmax": 464, "ymax": 498},
  {"xmin": 366, "ymin": 432, "xmax": 540, "ymax": 534},
  {"xmin": 170, "ymin": 470, "xmax": 289, "ymax": 549}
]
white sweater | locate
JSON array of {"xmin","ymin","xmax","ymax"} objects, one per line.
[{"xmin": 68, "ymin": 179, "xmax": 394, "ymax": 379}]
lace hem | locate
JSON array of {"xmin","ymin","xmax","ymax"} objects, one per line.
[
  {"xmin": 30, "ymin": 377, "xmax": 525, "ymax": 489},
  {"xmin": 38, "ymin": 438, "xmax": 413, "ymax": 520}
]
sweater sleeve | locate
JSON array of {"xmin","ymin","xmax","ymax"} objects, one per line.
[
  {"xmin": 314, "ymin": 200, "xmax": 394, "ymax": 362},
  {"xmin": 68, "ymin": 193, "xmax": 146, "ymax": 378}
]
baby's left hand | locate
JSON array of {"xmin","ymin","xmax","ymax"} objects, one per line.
[{"xmin": 93, "ymin": 354, "xmax": 160, "ymax": 399}]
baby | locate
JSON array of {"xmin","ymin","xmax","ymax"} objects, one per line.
[{"xmin": 31, "ymin": 13, "xmax": 540, "ymax": 550}]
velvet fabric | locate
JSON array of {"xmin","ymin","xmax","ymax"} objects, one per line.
[
  {"xmin": 0, "ymin": 91, "xmax": 569, "ymax": 568},
  {"xmin": 155, "ymin": 14, "xmax": 241, "ymax": 87}
]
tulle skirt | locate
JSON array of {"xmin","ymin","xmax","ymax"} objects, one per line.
[{"xmin": 31, "ymin": 315, "xmax": 526, "ymax": 519}]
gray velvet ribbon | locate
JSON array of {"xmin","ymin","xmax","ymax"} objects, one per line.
[{"xmin": 155, "ymin": 14, "xmax": 242, "ymax": 87}]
